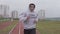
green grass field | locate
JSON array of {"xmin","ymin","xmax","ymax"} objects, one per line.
[
  {"xmin": 0, "ymin": 20, "xmax": 60, "ymax": 34},
  {"xmin": 0, "ymin": 18, "xmax": 10, "ymax": 22},
  {"xmin": 37, "ymin": 20, "xmax": 60, "ymax": 34}
]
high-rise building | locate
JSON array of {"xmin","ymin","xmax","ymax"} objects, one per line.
[
  {"xmin": 0, "ymin": 5, "xmax": 9, "ymax": 18},
  {"xmin": 11, "ymin": 10, "xmax": 18, "ymax": 19},
  {"xmin": 38, "ymin": 9, "xmax": 45, "ymax": 20}
]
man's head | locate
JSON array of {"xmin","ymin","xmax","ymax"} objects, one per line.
[{"xmin": 29, "ymin": 3, "xmax": 35, "ymax": 12}]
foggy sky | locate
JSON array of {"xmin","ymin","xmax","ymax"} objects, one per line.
[{"xmin": 0, "ymin": 0, "xmax": 60, "ymax": 18}]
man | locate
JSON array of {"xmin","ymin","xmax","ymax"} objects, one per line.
[{"xmin": 19, "ymin": 3, "xmax": 38, "ymax": 34}]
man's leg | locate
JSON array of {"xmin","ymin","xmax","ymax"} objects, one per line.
[
  {"xmin": 24, "ymin": 29, "xmax": 30, "ymax": 34},
  {"xmin": 30, "ymin": 28, "xmax": 36, "ymax": 34}
]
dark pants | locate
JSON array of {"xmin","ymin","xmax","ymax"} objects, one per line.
[{"xmin": 24, "ymin": 28, "xmax": 36, "ymax": 34}]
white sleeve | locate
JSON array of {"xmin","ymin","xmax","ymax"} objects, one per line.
[
  {"xmin": 19, "ymin": 12, "xmax": 27, "ymax": 22},
  {"xmin": 35, "ymin": 14, "xmax": 39, "ymax": 22}
]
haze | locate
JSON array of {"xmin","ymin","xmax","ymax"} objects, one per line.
[{"xmin": 0, "ymin": 0, "xmax": 60, "ymax": 18}]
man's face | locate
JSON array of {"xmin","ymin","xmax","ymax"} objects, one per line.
[{"xmin": 29, "ymin": 5, "xmax": 35, "ymax": 12}]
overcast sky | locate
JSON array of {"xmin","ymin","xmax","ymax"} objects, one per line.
[{"xmin": 0, "ymin": 0, "xmax": 60, "ymax": 18}]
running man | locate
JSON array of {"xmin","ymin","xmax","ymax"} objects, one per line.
[{"xmin": 19, "ymin": 3, "xmax": 38, "ymax": 34}]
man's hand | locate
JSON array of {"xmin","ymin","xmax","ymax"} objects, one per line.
[
  {"xmin": 24, "ymin": 16, "xmax": 30, "ymax": 23},
  {"xmin": 26, "ymin": 16, "xmax": 30, "ymax": 20},
  {"xmin": 34, "ymin": 20, "xmax": 37, "ymax": 23}
]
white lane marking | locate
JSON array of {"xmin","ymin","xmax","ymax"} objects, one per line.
[
  {"xmin": 9, "ymin": 23, "xmax": 18, "ymax": 34},
  {"xmin": 19, "ymin": 22, "xmax": 20, "ymax": 34}
]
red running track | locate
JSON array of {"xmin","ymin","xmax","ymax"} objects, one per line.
[
  {"xmin": 9, "ymin": 22, "xmax": 40, "ymax": 34},
  {"xmin": 0, "ymin": 21, "xmax": 12, "ymax": 30},
  {"xmin": 10, "ymin": 23, "xmax": 19, "ymax": 34}
]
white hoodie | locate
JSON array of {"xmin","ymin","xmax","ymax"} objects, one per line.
[{"xmin": 19, "ymin": 11, "xmax": 38, "ymax": 29}]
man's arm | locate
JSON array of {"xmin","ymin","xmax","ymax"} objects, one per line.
[
  {"xmin": 19, "ymin": 12, "xmax": 30, "ymax": 22},
  {"xmin": 19, "ymin": 12, "xmax": 27, "ymax": 22},
  {"xmin": 34, "ymin": 14, "xmax": 38, "ymax": 23}
]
